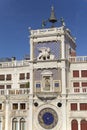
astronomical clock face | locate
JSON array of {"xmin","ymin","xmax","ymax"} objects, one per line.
[{"xmin": 38, "ymin": 108, "xmax": 58, "ymax": 129}]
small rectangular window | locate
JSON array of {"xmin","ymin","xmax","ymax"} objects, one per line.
[
  {"xmin": 73, "ymin": 71, "xmax": 79, "ymax": 77},
  {"xmin": 20, "ymin": 103, "xmax": 26, "ymax": 110},
  {"xmin": 0, "ymin": 85, "xmax": 4, "ymax": 89},
  {"xmin": 82, "ymin": 82, "xmax": 87, "ymax": 87},
  {"xmin": 71, "ymin": 103, "xmax": 77, "ymax": 111},
  {"xmin": 19, "ymin": 73, "xmax": 25, "ymax": 80},
  {"xmin": 6, "ymin": 74, "xmax": 11, "ymax": 80},
  {"xmin": 26, "ymin": 73, "xmax": 30, "ymax": 79},
  {"xmin": 73, "ymin": 82, "xmax": 79, "ymax": 87},
  {"xmin": 13, "ymin": 103, "xmax": 18, "ymax": 110},
  {"xmin": 20, "ymin": 84, "xmax": 26, "ymax": 88},
  {"xmin": 6, "ymin": 85, "xmax": 11, "ymax": 89},
  {"xmin": 0, "ymin": 75, "xmax": 5, "ymax": 81},
  {"xmin": 81, "ymin": 70, "xmax": 87, "ymax": 77},
  {"xmin": 80, "ymin": 103, "xmax": 87, "ymax": 110}
]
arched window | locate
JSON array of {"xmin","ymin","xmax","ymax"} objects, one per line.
[
  {"xmin": 20, "ymin": 118, "xmax": 25, "ymax": 130},
  {"xmin": 12, "ymin": 118, "xmax": 18, "ymax": 130},
  {"xmin": 81, "ymin": 120, "xmax": 87, "ymax": 130},
  {"xmin": 71, "ymin": 119, "xmax": 78, "ymax": 130}
]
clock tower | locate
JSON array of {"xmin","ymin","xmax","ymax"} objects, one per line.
[{"xmin": 29, "ymin": 6, "xmax": 76, "ymax": 130}]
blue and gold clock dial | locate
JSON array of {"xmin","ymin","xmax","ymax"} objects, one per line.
[{"xmin": 38, "ymin": 108, "xmax": 58, "ymax": 129}]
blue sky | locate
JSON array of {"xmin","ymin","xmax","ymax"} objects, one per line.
[{"xmin": 0, "ymin": 0, "xmax": 87, "ymax": 60}]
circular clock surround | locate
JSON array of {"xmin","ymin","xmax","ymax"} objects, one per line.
[{"xmin": 38, "ymin": 108, "xmax": 58, "ymax": 129}]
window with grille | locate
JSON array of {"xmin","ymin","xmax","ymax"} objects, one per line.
[
  {"xmin": 73, "ymin": 82, "xmax": 79, "ymax": 87},
  {"xmin": 20, "ymin": 103, "xmax": 26, "ymax": 110},
  {"xmin": 13, "ymin": 103, "xmax": 18, "ymax": 110},
  {"xmin": 81, "ymin": 70, "xmax": 87, "ymax": 77},
  {"xmin": 73, "ymin": 70, "xmax": 79, "ymax": 77},
  {"xmin": 82, "ymin": 82, "xmax": 87, "ymax": 87},
  {"xmin": 71, "ymin": 103, "xmax": 77, "ymax": 111},
  {"xmin": 80, "ymin": 103, "xmax": 87, "ymax": 110}
]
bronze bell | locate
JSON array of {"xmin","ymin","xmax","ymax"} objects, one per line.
[{"xmin": 49, "ymin": 6, "xmax": 57, "ymax": 24}]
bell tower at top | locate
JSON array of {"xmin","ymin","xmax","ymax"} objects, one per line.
[
  {"xmin": 29, "ymin": 6, "xmax": 76, "ymax": 62},
  {"xmin": 28, "ymin": 6, "xmax": 77, "ymax": 130}
]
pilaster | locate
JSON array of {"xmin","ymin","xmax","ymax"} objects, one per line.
[
  {"xmin": 5, "ymin": 97, "xmax": 9, "ymax": 130},
  {"xmin": 28, "ymin": 64, "xmax": 34, "ymax": 130},
  {"xmin": 61, "ymin": 34, "xmax": 65, "ymax": 59}
]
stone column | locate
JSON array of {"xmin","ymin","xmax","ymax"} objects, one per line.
[
  {"xmin": 5, "ymin": 96, "xmax": 9, "ymax": 130},
  {"xmin": 78, "ymin": 119, "xmax": 81, "ymax": 130}
]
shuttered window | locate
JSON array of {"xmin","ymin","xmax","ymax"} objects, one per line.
[
  {"xmin": 71, "ymin": 120, "xmax": 78, "ymax": 130},
  {"xmin": 80, "ymin": 103, "xmax": 87, "ymax": 110},
  {"xmin": 73, "ymin": 70, "xmax": 79, "ymax": 77},
  {"xmin": 81, "ymin": 70, "xmax": 87, "ymax": 77},
  {"xmin": 82, "ymin": 82, "xmax": 87, "ymax": 87},
  {"xmin": 0, "ymin": 75, "xmax": 5, "ymax": 81},
  {"xmin": 81, "ymin": 120, "xmax": 87, "ymax": 130},
  {"xmin": 71, "ymin": 103, "xmax": 77, "ymax": 111}
]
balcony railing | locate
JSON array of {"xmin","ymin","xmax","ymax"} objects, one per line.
[
  {"xmin": 0, "ymin": 88, "xmax": 30, "ymax": 95},
  {"xmin": 69, "ymin": 56, "xmax": 87, "ymax": 63},
  {"xmin": 0, "ymin": 60, "xmax": 30, "ymax": 68},
  {"xmin": 30, "ymin": 27, "xmax": 63, "ymax": 35}
]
